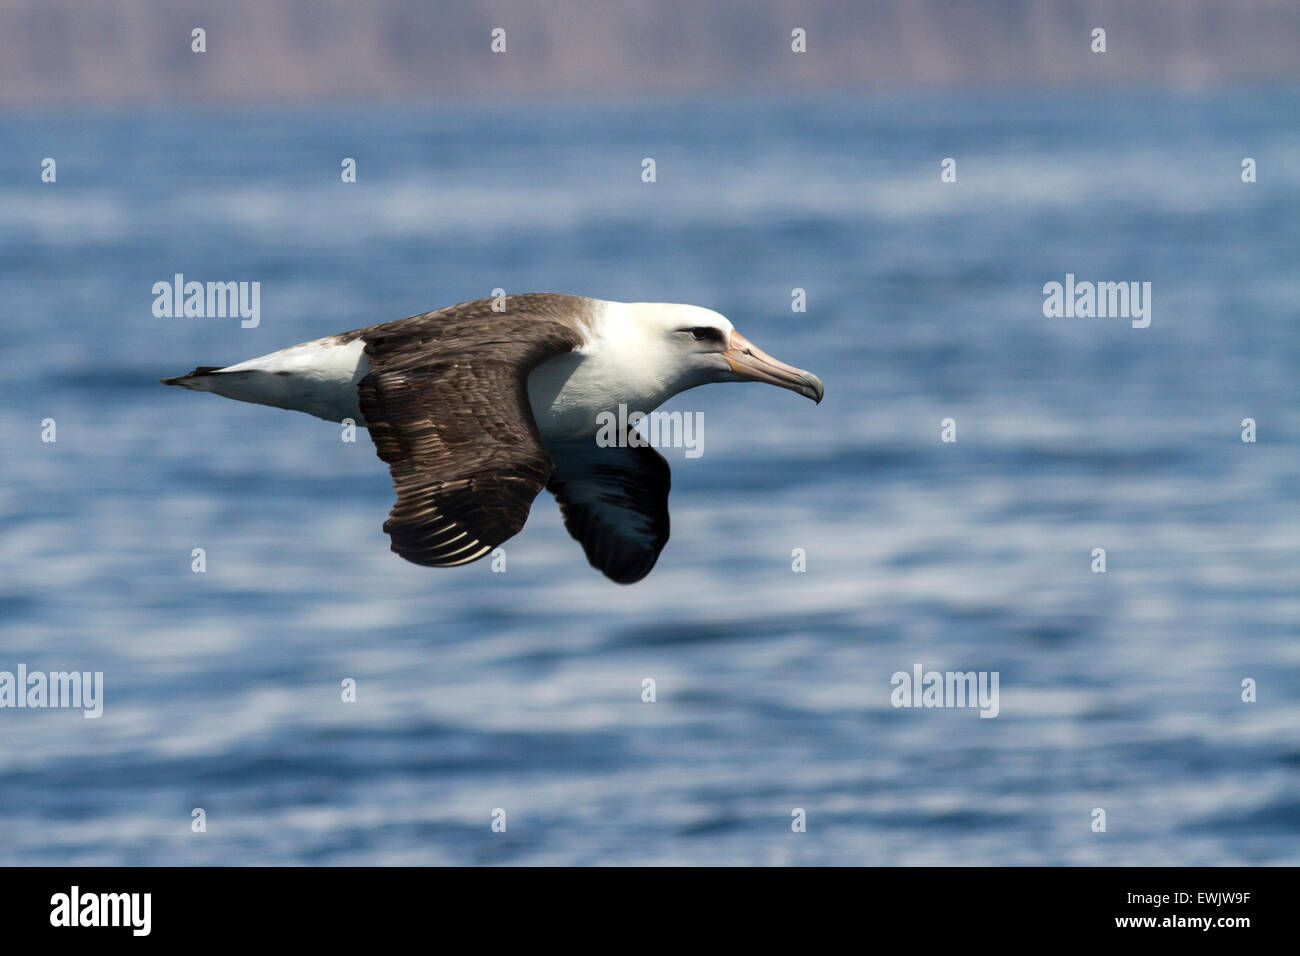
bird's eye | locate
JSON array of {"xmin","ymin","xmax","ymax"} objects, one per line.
[{"xmin": 689, "ymin": 327, "xmax": 712, "ymax": 341}]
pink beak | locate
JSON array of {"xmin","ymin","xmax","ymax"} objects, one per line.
[{"xmin": 724, "ymin": 330, "xmax": 824, "ymax": 403}]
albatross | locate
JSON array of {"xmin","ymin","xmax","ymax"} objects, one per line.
[{"xmin": 162, "ymin": 293, "xmax": 823, "ymax": 583}]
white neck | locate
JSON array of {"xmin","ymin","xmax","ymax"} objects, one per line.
[{"xmin": 526, "ymin": 300, "xmax": 723, "ymax": 441}]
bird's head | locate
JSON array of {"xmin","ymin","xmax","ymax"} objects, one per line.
[{"xmin": 622, "ymin": 303, "xmax": 824, "ymax": 405}]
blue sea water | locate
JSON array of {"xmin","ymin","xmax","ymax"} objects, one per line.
[{"xmin": 0, "ymin": 87, "xmax": 1297, "ymax": 865}]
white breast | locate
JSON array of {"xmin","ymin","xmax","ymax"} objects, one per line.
[
  {"xmin": 527, "ymin": 352, "xmax": 609, "ymax": 440},
  {"xmin": 526, "ymin": 301, "xmax": 675, "ymax": 441}
]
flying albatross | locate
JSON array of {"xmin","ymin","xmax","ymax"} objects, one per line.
[{"xmin": 162, "ymin": 293, "xmax": 823, "ymax": 583}]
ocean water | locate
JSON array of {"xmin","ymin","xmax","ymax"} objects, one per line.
[{"xmin": 0, "ymin": 87, "xmax": 1297, "ymax": 865}]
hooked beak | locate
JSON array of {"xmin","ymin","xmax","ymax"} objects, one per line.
[{"xmin": 724, "ymin": 330, "xmax": 824, "ymax": 404}]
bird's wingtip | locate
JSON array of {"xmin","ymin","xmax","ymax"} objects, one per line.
[{"xmin": 161, "ymin": 366, "xmax": 223, "ymax": 387}]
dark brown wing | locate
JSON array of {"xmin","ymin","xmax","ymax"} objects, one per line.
[
  {"xmin": 357, "ymin": 295, "xmax": 590, "ymax": 567},
  {"xmin": 545, "ymin": 433, "xmax": 671, "ymax": 584}
]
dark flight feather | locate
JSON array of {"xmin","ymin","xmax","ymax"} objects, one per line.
[
  {"xmin": 546, "ymin": 433, "xmax": 672, "ymax": 584},
  {"xmin": 356, "ymin": 294, "xmax": 590, "ymax": 567}
]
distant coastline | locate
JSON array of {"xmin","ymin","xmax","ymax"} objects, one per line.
[{"xmin": 0, "ymin": 0, "xmax": 1296, "ymax": 104}]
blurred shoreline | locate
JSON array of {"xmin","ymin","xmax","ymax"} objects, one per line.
[{"xmin": 2, "ymin": 0, "xmax": 1297, "ymax": 106}]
